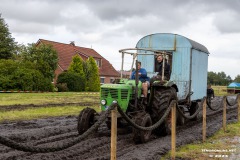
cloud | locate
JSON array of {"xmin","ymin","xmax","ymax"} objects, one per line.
[
  {"xmin": 0, "ymin": 0, "xmax": 239, "ymax": 78},
  {"xmin": 213, "ymin": 10, "xmax": 240, "ymax": 33}
]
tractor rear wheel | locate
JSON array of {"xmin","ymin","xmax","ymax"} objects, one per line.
[
  {"xmin": 132, "ymin": 113, "xmax": 152, "ymax": 143},
  {"xmin": 151, "ymin": 87, "xmax": 177, "ymax": 136},
  {"xmin": 77, "ymin": 108, "xmax": 97, "ymax": 135}
]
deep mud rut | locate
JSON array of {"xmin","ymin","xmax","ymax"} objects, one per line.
[{"xmin": 0, "ymin": 96, "xmax": 238, "ymax": 160}]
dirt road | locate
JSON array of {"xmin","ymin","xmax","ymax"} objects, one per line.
[{"xmin": 0, "ymin": 97, "xmax": 238, "ymax": 160}]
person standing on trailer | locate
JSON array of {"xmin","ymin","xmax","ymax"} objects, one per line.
[{"xmin": 155, "ymin": 54, "xmax": 171, "ymax": 80}]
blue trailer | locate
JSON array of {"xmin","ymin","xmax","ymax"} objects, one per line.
[{"xmin": 136, "ymin": 33, "xmax": 209, "ymax": 102}]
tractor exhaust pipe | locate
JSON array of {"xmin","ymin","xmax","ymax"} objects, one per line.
[{"xmin": 135, "ymin": 60, "xmax": 139, "ymax": 108}]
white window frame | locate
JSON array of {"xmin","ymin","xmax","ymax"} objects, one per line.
[{"xmin": 100, "ymin": 77, "xmax": 105, "ymax": 84}]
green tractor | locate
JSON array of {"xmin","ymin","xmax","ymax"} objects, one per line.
[
  {"xmin": 77, "ymin": 33, "xmax": 209, "ymax": 143},
  {"xmin": 78, "ymin": 48, "xmax": 179, "ymax": 143}
]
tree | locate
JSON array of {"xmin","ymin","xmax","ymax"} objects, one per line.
[
  {"xmin": 68, "ymin": 55, "xmax": 85, "ymax": 77},
  {"xmin": 0, "ymin": 14, "xmax": 17, "ymax": 59},
  {"xmin": 0, "ymin": 59, "xmax": 53, "ymax": 91},
  {"xmin": 208, "ymin": 71, "xmax": 232, "ymax": 86},
  {"xmin": 0, "ymin": 59, "xmax": 17, "ymax": 90},
  {"xmin": 20, "ymin": 43, "xmax": 58, "ymax": 81},
  {"xmin": 226, "ymin": 75, "xmax": 232, "ymax": 85},
  {"xmin": 234, "ymin": 75, "xmax": 240, "ymax": 83},
  {"xmin": 83, "ymin": 60, "xmax": 90, "ymax": 82},
  {"xmin": 85, "ymin": 57, "xmax": 100, "ymax": 92},
  {"xmin": 208, "ymin": 71, "xmax": 217, "ymax": 85},
  {"xmin": 68, "ymin": 55, "xmax": 86, "ymax": 90}
]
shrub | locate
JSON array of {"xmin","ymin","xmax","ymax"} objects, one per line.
[
  {"xmin": 57, "ymin": 72, "xmax": 85, "ymax": 91},
  {"xmin": 56, "ymin": 83, "xmax": 68, "ymax": 92}
]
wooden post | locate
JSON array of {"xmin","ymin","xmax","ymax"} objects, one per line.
[
  {"xmin": 171, "ymin": 102, "xmax": 176, "ymax": 160},
  {"xmin": 223, "ymin": 97, "xmax": 227, "ymax": 132},
  {"xmin": 111, "ymin": 107, "xmax": 117, "ymax": 160},
  {"xmin": 237, "ymin": 95, "xmax": 240, "ymax": 122},
  {"xmin": 202, "ymin": 98, "xmax": 206, "ymax": 142}
]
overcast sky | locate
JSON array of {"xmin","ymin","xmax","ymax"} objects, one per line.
[{"xmin": 1, "ymin": 0, "xmax": 240, "ymax": 79}]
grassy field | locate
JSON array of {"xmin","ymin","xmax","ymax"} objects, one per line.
[
  {"xmin": 162, "ymin": 122, "xmax": 240, "ymax": 159},
  {"xmin": 0, "ymin": 88, "xmax": 233, "ymax": 122},
  {"xmin": 0, "ymin": 92, "xmax": 99, "ymax": 106},
  {"xmin": 212, "ymin": 86, "xmax": 228, "ymax": 96},
  {"xmin": 0, "ymin": 92, "xmax": 100, "ymax": 122},
  {"xmin": 0, "ymin": 105, "xmax": 101, "ymax": 123}
]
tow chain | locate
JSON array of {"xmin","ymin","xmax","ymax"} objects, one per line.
[
  {"xmin": 117, "ymin": 100, "xmax": 176, "ymax": 131},
  {"xmin": 176, "ymin": 94, "xmax": 240, "ymax": 120}
]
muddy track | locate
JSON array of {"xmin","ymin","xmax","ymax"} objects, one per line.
[
  {"xmin": 0, "ymin": 102, "xmax": 99, "ymax": 111},
  {"xmin": 0, "ymin": 96, "xmax": 238, "ymax": 160}
]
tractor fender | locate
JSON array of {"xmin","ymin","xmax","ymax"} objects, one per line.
[
  {"xmin": 164, "ymin": 81, "xmax": 178, "ymax": 92},
  {"xmin": 152, "ymin": 80, "xmax": 178, "ymax": 92}
]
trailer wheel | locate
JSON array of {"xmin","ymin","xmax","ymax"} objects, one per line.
[
  {"xmin": 106, "ymin": 118, "xmax": 111, "ymax": 130},
  {"xmin": 177, "ymin": 106, "xmax": 185, "ymax": 126},
  {"xmin": 189, "ymin": 102, "xmax": 199, "ymax": 121},
  {"xmin": 77, "ymin": 108, "xmax": 96, "ymax": 135},
  {"xmin": 106, "ymin": 118, "xmax": 125, "ymax": 130},
  {"xmin": 133, "ymin": 113, "xmax": 152, "ymax": 143},
  {"xmin": 151, "ymin": 87, "xmax": 177, "ymax": 136}
]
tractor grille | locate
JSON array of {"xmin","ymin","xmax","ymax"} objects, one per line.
[
  {"xmin": 109, "ymin": 89, "xmax": 118, "ymax": 99},
  {"xmin": 101, "ymin": 88, "xmax": 129, "ymax": 100},
  {"xmin": 101, "ymin": 88, "xmax": 109, "ymax": 98},
  {"xmin": 121, "ymin": 89, "xmax": 128, "ymax": 99}
]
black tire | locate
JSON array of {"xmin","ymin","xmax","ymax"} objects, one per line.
[
  {"xmin": 106, "ymin": 118, "xmax": 125, "ymax": 130},
  {"xmin": 133, "ymin": 113, "xmax": 152, "ymax": 143},
  {"xmin": 189, "ymin": 102, "xmax": 199, "ymax": 121},
  {"xmin": 151, "ymin": 87, "xmax": 177, "ymax": 136},
  {"xmin": 177, "ymin": 106, "xmax": 185, "ymax": 126},
  {"xmin": 77, "ymin": 108, "xmax": 96, "ymax": 135},
  {"xmin": 106, "ymin": 118, "xmax": 111, "ymax": 130}
]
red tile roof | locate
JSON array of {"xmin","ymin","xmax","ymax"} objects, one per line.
[{"xmin": 37, "ymin": 39, "xmax": 119, "ymax": 77}]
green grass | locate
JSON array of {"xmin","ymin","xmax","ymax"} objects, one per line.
[
  {"xmin": 162, "ymin": 122, "xmax": 240, "ymax": 160},
  {"xmin": 0, "ymin": 92, "xmax": 99, "ymax": 106},
  {"xmin": 0, "ymin": 105, "xmax": 101, "ymax": 122},
  {"xmin": 212, "ymin": 86, "xmax": 229, "ymax": 96},
  {"xmin": 0, "ymin": 92, "xmax": 101, "ymax": 122}
]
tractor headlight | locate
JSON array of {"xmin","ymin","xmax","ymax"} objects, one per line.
[
  {"xmin": 112, "ymin": 100, "xmax": 118, "ymax": 104},
  {"xmin": 101, "ymin": 99, "xmax": 107, "ymax": 105}
]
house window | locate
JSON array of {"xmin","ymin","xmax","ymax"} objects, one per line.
[
  {"xmin": 100, "ymin": 77, "xmax": 105, "ymax": 84},
  {"xmin": 95, "ymin": 59, "xmax": 101, "ymax": 67},
  {"xmin": 110, "ymin": 78, "xmax": 115, "ymax": 83}
]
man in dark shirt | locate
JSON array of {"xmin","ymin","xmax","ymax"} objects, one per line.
[
  {"xmin": 207, "ymin": 84, "xmax": 215, "ymax": 98},
  {"xmin": 207, "ymin": 84, "xmax": 214, "ymax": 106},
  {"xmin": 155, "ymin": 55, "xmax": 171, "ymax": 80}
]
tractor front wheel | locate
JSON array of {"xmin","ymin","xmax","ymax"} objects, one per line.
[{"xmin": 77, "ymin": 108, "xmax": 97, "ymax": 135}]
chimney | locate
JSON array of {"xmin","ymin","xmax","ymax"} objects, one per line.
[{"xmin": 70, "ymin": 41, "xmax": 75, "ymax": 46}]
